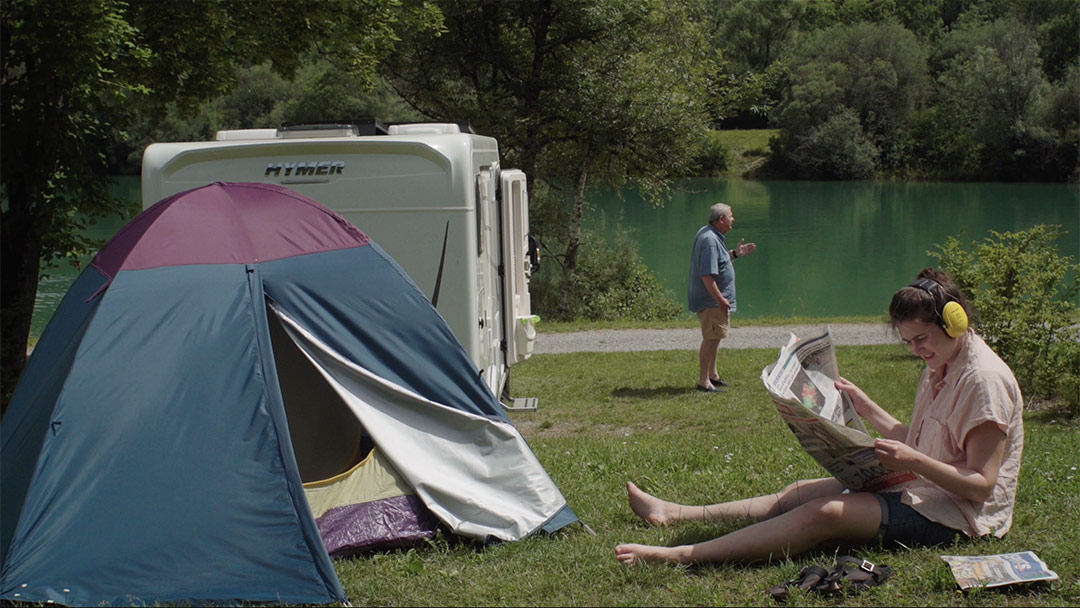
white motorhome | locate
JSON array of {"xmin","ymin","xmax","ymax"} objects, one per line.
[{"xmin": 141, "ymin": 121, "xmax": 539, "ymax": 408}]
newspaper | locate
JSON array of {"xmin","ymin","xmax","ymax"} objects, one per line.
[
  {"xmin": 941, "ymin": 551, "xmax": 1059, "ymax": 589},
  {"xmin": 760, "ymin": 327, "xmax": 916, "ymax": 492}
]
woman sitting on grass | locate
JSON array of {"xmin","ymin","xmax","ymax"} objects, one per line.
[{"xmin": 615, "ymin": 269, "xmax": 1024, "ymax": 566}]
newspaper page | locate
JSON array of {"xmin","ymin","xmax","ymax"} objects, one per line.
[
  {"xmin": 941, "ymin": 551, "xmax": 1060, "ymax": 589},
  {"xmin": 760, "ymin": 327, "xmax": 916, "ymax": 492}
]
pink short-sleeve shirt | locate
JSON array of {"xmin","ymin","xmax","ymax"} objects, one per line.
[{"xmin": 900, "ymin": 331, "xmax": 1024, "ymax": 537}]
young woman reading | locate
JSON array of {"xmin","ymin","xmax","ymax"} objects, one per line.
[{"xmin": 615, "ymin": 269, "xmax": 1024, "ymax": 566}]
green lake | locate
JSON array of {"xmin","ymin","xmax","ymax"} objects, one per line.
[{"xmin": 589, "ymin": 178, "xmax": 1079, "ymax": 318}]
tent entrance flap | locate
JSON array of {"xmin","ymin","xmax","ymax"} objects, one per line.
[
  {"xmin": 269, "ymin": 302, "xmax": 439, "ymax": 554},
  {"xmin": 269, "ymin": 303, "xmax": 571, "ymax": 543}
]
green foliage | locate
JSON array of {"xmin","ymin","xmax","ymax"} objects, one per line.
[
  {"xmin": 694, "ymin": 131, "xmax": 730, "ymax": 176},
  {"xmin": 387, "ymin": 0, "xmax": 713, "ymax": 196},
  {"xmin": 2, "ymin": 0, "xmax": 148, "ymax": 406},
  {"xmin": 709, "ymin": 0, "xmax": 812, "ymax": 73},
  {"xmin": 119, "ymin": 60, "xmax": 425, "ymax": 171},
  {"xmin": 1033, "ymin": 0, "xmax": 1080, "ymax": 83},
  {"xmin": 124, "ymin": 0, "xmax": 443, "ymax": 108},
  {"xmin": 1039, "ymin": 65, "xmax": 1080, "ymax": 182},
  {"xmin": 930, "ymin": 225, "xmax": 1080, "ymax": 413},
  {"xmin": 783, "ymin": 109, "xmax": 880, "ymax": 180},
  {"xmin": 769, "ymin": 20, "xmax": 929, "ymax": 178},
  {"xmin": 908, "ymin": 103, "xmax": 982, "ymax": 178},
  {"xmin": 1, "ymin": 0, "xmax": 439, "ymax": 408},
  {"xmin": 531, "ymin": 224, "xmax": 682, "ymax": 323},
  {"xmin": 722, "ymin": 0, "xmax": 1079, "ymax": 181},
  {"xmin": 930, "ymin": 18, "xmax": 1066, "ymax": 181}
]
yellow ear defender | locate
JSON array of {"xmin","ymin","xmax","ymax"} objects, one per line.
[
  {"xmin": 940, "ymin": 300, "xmax": 969, "ymax": 338},
  {"xmin": 910, "ymin": 278, "xmax": 969, "ymax": 338}
]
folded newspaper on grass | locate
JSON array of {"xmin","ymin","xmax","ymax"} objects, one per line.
[
  {"xmin": 760, "ymin": 327, "xmax": 916, "ymax": 492},
  {"xmin": 941, "ymin": 551, "xmax": 1059, "ymax": 590}
]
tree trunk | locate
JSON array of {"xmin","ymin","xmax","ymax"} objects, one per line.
[
  {"xmin": 1, "ymin": 196, "xmax": 44, "ymax": 415},
  {"xmin": 557, "ymin": 166, "xmax": 588, "ymax": 312}
]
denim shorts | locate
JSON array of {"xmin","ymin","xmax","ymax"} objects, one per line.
[{"xmin": 874, "ymin": 492, "xmax": 963, "ymax": 548}]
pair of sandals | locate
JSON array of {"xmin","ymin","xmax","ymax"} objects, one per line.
[
  {"xmin": 696, "ymin": 378, "xmax": 729, "ymax": 392},
  {"xmin": 768, "ymin": 556, "xmax": 893, "ymax": 602}
]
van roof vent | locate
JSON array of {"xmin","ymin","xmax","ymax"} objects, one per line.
[
  {"xmin": 278, "ymin": 119, "xmax": 388, "ymax": 138},
  {"xmin": 388, "ymin": 123, "xmax": 462, "ymax": 135},
  {"xmin": 214, "ymin": 129, "xmax": 278, "ymax": 141},
  {"xmin": 277, "ymin": 124, "xmax": 359, "ymax": 138}
]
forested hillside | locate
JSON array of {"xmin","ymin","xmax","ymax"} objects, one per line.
[{"xmin": 117, "ymin": 0, "xmax": 1078, "ymax": 183}]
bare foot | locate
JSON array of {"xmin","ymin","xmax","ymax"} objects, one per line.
[
  {"xmin": 626, "ymin": 481, "xmax": 682, "ymax": 526},
  {"xmin": 615, "ymin": 543, "xmax": 685, "ymax": 566}
]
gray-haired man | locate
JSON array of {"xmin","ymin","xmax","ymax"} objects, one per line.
[{"xmin": 687, "ymin": 203, "xmax": 756, "ymax": 392}]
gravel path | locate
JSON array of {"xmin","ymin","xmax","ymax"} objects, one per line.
[{"xmin": 534, "ymin": 323, "xmax": 896, "ymax": 354}]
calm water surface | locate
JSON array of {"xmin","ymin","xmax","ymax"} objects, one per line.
[
  {"xmin": 589, "ymin": 178, "xmax": 1079, "ymax": 318},
  {"xmin": 31, "ymin": 177, "xmax": 1080, "ymax": 338}
]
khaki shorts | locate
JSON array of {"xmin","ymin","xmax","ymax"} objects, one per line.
[{"xmin": 697, "ymin": 306, "xmax": 730, "ymax": 340}]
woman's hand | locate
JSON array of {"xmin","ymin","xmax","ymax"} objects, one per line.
[
  {"xmin": 834, "ymin": 377, "xmax": 909, "ymax": 441},
  {"xmin": 834, "ymin": 377, "xmax": 873, "ymax": 417},
  {"xmin": 874, "ymin": 438, "xmax": 923, "ymax": 471}
]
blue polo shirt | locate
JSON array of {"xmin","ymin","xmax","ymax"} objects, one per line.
[{"xmin": 687, "ymin": 224, "xmax": 736, "ymax": 313}]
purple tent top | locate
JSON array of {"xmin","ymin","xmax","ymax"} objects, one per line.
[{"xmin": 92, "ymin": 182, "xmax": 370, "ymax": 279}]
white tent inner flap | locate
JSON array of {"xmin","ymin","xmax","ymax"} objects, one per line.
[{"xmin": 270, "ymin": 304, "xmax": 568, "ymax": 542}]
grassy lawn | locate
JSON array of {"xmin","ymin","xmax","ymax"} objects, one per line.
[
  {"xmin": 335, "ymin": 345, "xmax": 1079, "ymax": 606},
  {"xmin": 709, "ymin": 129, "xmax": 778, "ymax": 177}
]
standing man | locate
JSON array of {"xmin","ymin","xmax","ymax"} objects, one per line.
[{"xmin": 687, "ymin": 203, "xmax": 756, "ymax": 392}]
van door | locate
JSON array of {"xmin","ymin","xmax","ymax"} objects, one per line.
[
  {"xmin": 475, "ymin": 168, "xmax": 500, "ymax": 391},
  {"xmin": 499, "ymin": 170, "xmax": 537, "ymax": 365}
]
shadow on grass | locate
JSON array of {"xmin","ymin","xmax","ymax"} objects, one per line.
[
  {"xmin": 612, "ymin": 386, "xmax": 717, "ymax": 399},
  {"xmin": 1026, "ymin": 405, "xmax": 1078, "ymax": 425}
]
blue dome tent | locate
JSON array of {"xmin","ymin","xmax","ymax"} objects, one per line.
[{"xmin": 1, "ymin": 182, "xmax": 576, "ymax": 606}]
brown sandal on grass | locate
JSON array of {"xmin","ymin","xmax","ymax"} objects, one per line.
[
  {"xmin": 769, "ymin": 557, "xmax": 892, "ymax": 602},
  {"xmin": 768, "ymin": 565, "xmax": 830, "ymax": 602}
]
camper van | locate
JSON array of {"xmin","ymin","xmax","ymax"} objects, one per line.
[{"xmin": 141, "ymin": 121, "xmax": 539, "ymax": 408}]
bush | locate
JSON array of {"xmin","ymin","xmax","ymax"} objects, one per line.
[
  {"xmin": 930, "ymin": 225, "xmax": 1080, "ymax": 414},
  {"xmin": 532, "ymin": 224, "xmax": 683, "ymax": 323},
  {"xmin": 786, "ymin": 109, "xmax": 880, "ymax": 180},
  {"xmin": 768, "ymin": 21, "xmax": 928, "ymax": 178},
  {"xmin": 693, "ymin": 131, "xmax": 730, "ymax": 176}
]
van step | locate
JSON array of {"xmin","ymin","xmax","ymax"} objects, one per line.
[{"xmin": 505, "ymin": 397, "xmax": 538, "ymax": 411}]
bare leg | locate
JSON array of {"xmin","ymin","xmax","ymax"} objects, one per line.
[
  {"xmin": 698, "ymin": 338, "xmax": 721, "ymax": 387},
  {"xmin": 626, "ymin": 478, "xmax": 845, "ymax": 526},
  {"xmin": 616, "ymin": 492, "xmax": 882, "ymax": 566}
]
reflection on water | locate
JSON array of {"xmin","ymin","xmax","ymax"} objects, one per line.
[{"xmin": 31, "ymin": 177, "xmax": 1080, "ymax": 339}]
